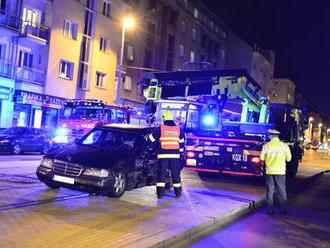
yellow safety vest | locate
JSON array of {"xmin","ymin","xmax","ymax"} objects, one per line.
[{"xmin": 260, "ymin": 137, "xmax": 292, "ymax": 175}]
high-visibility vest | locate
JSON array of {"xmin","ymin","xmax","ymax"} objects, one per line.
[
  {"xmin": 160, "ymin": 124, "xmax": 180, "ymax": 150},
  {"xmin": 260, "ymin": 137, "xmax": 292, "ymax": 175}
]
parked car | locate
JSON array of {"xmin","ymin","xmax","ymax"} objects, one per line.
[
  {"xmin": 0, "ymin": 127, "xmax": 52, "ymax": 155},
  {"xmin": 36, "ymin": 124, "xmax": 168, "ymax": 198}
]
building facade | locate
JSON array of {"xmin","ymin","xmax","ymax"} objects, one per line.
[
  {"xmin": 0, "ymin": 0, "xmax": 276, "ymax": 129},
  {"xmin": 225, "ymin": 32, "xmax": 276, "ymax": 97},
  {"xmin": 118, "ymin": 0, "xmax": 230, "ymax": 108},
  {"xmin": 0, "ymin": 0, "xmax": 122, "ymax": 129},
  {"xmin": 271, "ymin": 78, "xmax": 296, "ymax": 104}
]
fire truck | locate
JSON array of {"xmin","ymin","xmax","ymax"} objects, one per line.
[
  {"xmin": 142, "ymin": 69, "xmax": 306, "ymax": 178},
  {"xmin": 52, "ymin": 99, "xmax": 131, "ymax": 147}
]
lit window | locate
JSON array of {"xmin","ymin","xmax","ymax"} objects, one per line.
[
  {"xmin": 79, "ymin": 63, "xmax": 89, "ymax": 89},
  {"xmin": 18, "ymin": 51, "xmax": 33, "ymax": 68},
  {"xmin": 192, "ymin": 28, "xmax": 197, "ymax": 40},
  {"xmin": 124, "ymin": 76, "xmax": 132, "ymax": 90},
  {"xmin": 96, "ymin": 71, "xmax": 106, "ymax": 88},
  {"xmin": 63, "ymin": 19, "xmax": 78, "ymax": 40},
  {"xmin": 59, "ymin": 60, "xmax": 74, "ymax": 80},
  {"xmin": 179, "ymin": 45, "xmax": 185, "ymax": 58},
  {"xmin": 100, "ymin": 37, "xmax": 110, "ymax": 52},
  {"xmin": 102, "ymin": 0, "xmax": 111, "ymax": 17},
  {"xmin": 126, "ymin": 45, "xmax": 134, "ymax": 61},
  {"xmin": 221, "ymin": 49, "xmax": 225, "ymax": 59},
  {"xmin": 190, "ymin": 51, "xmax": 195, "ymax": 62},
  {"xmin": 193, "ymin": 8, "xmax": 198, "ymax": 18}
]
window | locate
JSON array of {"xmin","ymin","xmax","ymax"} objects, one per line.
[
  {"xmin": 193, "ymin": 8, "xmax": 198, "ymax": 18},
  {"xmin": 100, "ymin": 37, "xmax": 110, "ymax": 52},
  {"xmin": 63, "ymin": 19, "xmax": 78, "ymax": 40},
  {"xmin": 126, "ymin": 45, "xmax": 134, "ymax": 61},
  {"xmin": 179, "ymin": 45, "xmax": 185, "ymax": 58},
  {"xmin": 192, "ymin": 28, "xmax": 197, "ymax": 40},
  {"xmin": 183, "ymin": 0, "xmax": 188, "ymax": 9},
  {"xmin": 81, "ymin": 37, "xmax": 91, "ymax": 62},
  {"xmin": 96, "ymin": 71, "xmax": 106, "ymax": 88},
  {"xmin": 84, "ymin": 10, "xmax": 93, "ymax": 36},
  {"xmin": 22, "ymin": 7, "xmax": 41, "ymax": 28},
  {"xmin": 79, "ymin": 63, "xmax": 89, "ymax": 89},
  {"xmin": 124, "ymin": 76, "xmax": 132, "ymax": 90},
  {"xmin": 221, "ymin": 49, "xmax": 226, "ymax": 59},
  {"xmin": 0, "ymin": 43, "xmax": 6, "ymax": 60},
  {"xmin": 190, "ymin": 51, "xmax": 195, "ymax": 62},
  {"xmin": 102, "ymin": 0, "xmax": 111, "ymax": 17},
  {"xmin": 181, "ymin": 21, "xmax": 186, "ymax": 33},
  {"xmin": 59, "ymin": 60, "xmax": 74, "ymax": 80},
  {"xmin": 18, "ymin": 51, "xmax": 33, "ymax": 68}
]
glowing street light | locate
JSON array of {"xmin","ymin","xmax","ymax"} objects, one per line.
[
  {"xmin": 116, "ymin": 16, "xmax": 136, "ymax": 104},
  {"xmin": 319, "ymin": 123, "xmax": 323, "ymax": 128},
  {"xmin": 309, "ymin": 117, "xmax": 314, "ymax": 122}
]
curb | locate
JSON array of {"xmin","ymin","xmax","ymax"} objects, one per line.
[{"xmin": 149, "ymin": 197, "xmax": 265, "ymax": 248}]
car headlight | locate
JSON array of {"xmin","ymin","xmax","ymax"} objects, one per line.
[
  {"xmin": 0, "ymin": 139, "xmax": 10, "ymax": 144},
  {"xmin": 52, "ymin": 136, "xmax": 69, "ymax": 144},
  {"xmin": 40, "ymin": 157, "xmax": 53, "ymax": 168},
  {"xmin": 82, "ymin": 168, "xmax": 109, "ymax": 177}
]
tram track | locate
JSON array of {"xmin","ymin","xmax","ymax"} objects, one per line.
[{"xmin": 0, "ymin": 192, "xmax": 92, "ymax": 211}]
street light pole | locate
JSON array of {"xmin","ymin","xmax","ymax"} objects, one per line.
[
  {"xmin": 116, "ymin": 26, "xmax": 126, "ymax": 105},
  {"xmin": 116, "ymin": 17, "xmax": 135, "ymax": 105}
]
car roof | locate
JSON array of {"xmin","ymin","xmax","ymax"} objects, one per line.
[{"xmin": 100, "ymin": 124, "xmax": 152, "ymax": 132}]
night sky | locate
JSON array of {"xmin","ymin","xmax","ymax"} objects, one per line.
[{"xmin": 204, "ymin": 0, "xmax": 330, "ymax": 116}]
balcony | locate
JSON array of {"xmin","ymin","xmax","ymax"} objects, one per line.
[
  {"xmin": 16, "ymin": 66, "xmax": 46, "ymax": 85},
  {"xmin": 20, "ymin": 23, "xmax": 50, "ymax": 44},
  {"xmin": 0, "ymin": 59, "xmax": 15, "ymax": 78},
  {"xmin": 0, "ymin": 10, "xmax": 20, "ymax": 31}
]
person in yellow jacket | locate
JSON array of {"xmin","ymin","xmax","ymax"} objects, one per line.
[
  {"xmin": 260, "ymin": 129, "xmax": 292, "ymax": 215},
  {"xmin": 148, "ymin": 110, "xmax": 185, "ymax": 199}
]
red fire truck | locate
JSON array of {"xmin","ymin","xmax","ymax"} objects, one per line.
[{"xmin": 52, "ymin": 99, "xmax": 130, "ymax": 147}]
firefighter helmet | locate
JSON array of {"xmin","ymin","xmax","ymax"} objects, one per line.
[{"xmin": 163, "ymin": 110, "xmax": 174, "ymax": 121}]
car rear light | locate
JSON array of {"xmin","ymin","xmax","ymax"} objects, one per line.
[
  {"xmin": 251, "ymin": 157, "xmax": 261, "ymax": 163},
  {"xmin": 187, "ymin": 152, "xmax": 195, "ymax": 158},
  {"xmin": 187, "ymin": 159, "xmax": 196, "ymax": 166}
]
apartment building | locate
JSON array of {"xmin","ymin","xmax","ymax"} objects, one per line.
[
  {"xmin": 225, "ymin": 32, "xmax": 276, "ymax": 97},
  {"xmin": 0, "ymin": 0, "xmax": 59, "ymax": 128},
  {"xmin": 0, "ymin": 0, "xmax": 122, "ymax": 129},
  {"xmin": 271, "ymin": 78, "xmax": 296, "ymax": 104},
  {"xmin": 117, "ymin": 0, "xmax": 230, "ymax": 108}
]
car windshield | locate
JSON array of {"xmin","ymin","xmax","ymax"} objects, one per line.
[
  {"xmin": 1, "ymin": 127, "xmax": 27, "ymax": 135},
  {"xmin": 79, "ymin": 129, "xmax": 137, "ymax": 148},
  {"xmin": 60, "ymin": 106, "xmax": 105, "ymax": 120}
]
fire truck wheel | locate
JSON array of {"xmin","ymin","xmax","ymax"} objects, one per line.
[{"xmin": 107, "ymin": 170, "xmax": 127, "ymax": 198}]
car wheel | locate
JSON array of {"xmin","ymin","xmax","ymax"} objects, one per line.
[
  {"xmin": 107, "ymin": 170, "xmax": 127, "ymax": 198},
  {"xmin": 12, "ymin": 144, "xmax": 22, "ymax": 155},
  {"xmin": 45, "ymin": 182, "xmax": 60, "ymax": 189}
]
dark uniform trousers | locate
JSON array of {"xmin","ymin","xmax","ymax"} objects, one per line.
[
  {"xmin": 158, "ymin": 158, "xmax": 181, "ymax": 187},
  {"xmin": 265, "ymin": 174, "xmax": 287, "ymax": 208}
]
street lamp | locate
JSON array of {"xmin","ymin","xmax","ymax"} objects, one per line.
[{"xmin": 116, "ymin": 16, "xmax": 136, "ymax": 104}]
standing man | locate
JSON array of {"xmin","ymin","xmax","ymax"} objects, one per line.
[
  {"xmin": 148, "ymin": 110, "xmax": 185, "ymax": 199},
  {"xmin": 260, "ymin": 129, "xmax": 292, "ymax": 215}
]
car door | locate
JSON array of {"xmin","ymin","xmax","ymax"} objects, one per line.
[
  {"xmin": 33, "ymin": 128, "xmax": 46, "ymax": 151},
  {"xmin": 20, "ymin": 128, "xmax": 36, "ymax": 151}
]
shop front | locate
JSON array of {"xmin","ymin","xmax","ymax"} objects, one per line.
[
  {"xmin": 0, "ymin": 85, "xmax": 14, "ymax": 128},
  {"xmin": 13, "ymin": 90, "xmax": 67, "ymax": 130}
]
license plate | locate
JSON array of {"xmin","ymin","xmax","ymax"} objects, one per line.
[
  {"xmin": 53, "ymin": 175, "xmax": 74, "ymax": 184},
  {"xmin": 232, "ymin": 154, "xmax": 248, "ymax": 162}
]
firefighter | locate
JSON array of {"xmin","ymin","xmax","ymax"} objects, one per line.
[
  {"xmin": 260, "ymin": 129, "xmax": 292, "ymax": 215},
  {"xmin": 148, "ymin": 110, "xmax": 185, "ymax": 199}
]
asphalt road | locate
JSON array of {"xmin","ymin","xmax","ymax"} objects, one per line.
[
  {"xmin": 0, "ymin": 151, "xmax": 328, "ymax": 247},
  {"xmin": 189, "ymin": 151, "xmax": 330, "ymax": 248}
]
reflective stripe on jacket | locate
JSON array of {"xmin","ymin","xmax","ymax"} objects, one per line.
[
  {"xmin": 160, "ymin": 124, "xmax": 180, "ymax": 150},
  {"xmin": 260, "ymin": 137, "xmax": 292, "ymax": 175}
]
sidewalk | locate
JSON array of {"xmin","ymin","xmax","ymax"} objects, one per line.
[{"xmin": 0, "ymin": 170, "xmax": 264, "ymax": 248}]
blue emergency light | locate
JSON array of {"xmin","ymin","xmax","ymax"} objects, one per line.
[{"xmin": 202, "ymin": 114, "xmax": 216, "ymax": 127}]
